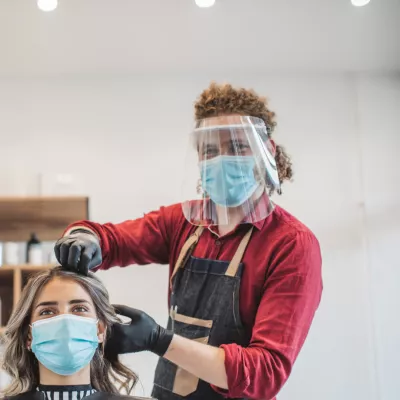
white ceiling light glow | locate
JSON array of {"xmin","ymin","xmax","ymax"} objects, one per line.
[
  {"xmin": 195, "ymin": 0, "xmax": 216, "ymax": 8},
  {"xmin": 351, "ymin": 0, "xmax": 371, "ymax": 6},
  {"xmin": 37, "ymin": 0, "xmax": 58, "ymax": 12}
]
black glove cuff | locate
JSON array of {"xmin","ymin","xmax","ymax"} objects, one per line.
[
  {"xmin": 70, "ymin": 229, "xmax": 96, "ymax": 236},
  {"xmin": 152, "ymin": 327, "xmax": 174, "ymax": 357}
]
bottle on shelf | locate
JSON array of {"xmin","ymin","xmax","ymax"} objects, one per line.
[
  {"xmin": 4, "ymin": 242, "xmax": 20, "ymax": 266},
  {"xmin": 26, "ymin": 233, "xmax": 43, "ymax": 266}
]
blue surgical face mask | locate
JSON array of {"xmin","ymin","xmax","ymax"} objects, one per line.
[
  {"xmin": 199, "ymin": 155, "xmax": 259, "ymax": 207},
  {"xmin": 31, "ymin": 314, "xmax": 99, "ymax": 376}
]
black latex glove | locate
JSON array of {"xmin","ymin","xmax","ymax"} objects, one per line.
[
  {"xmin": 105, "ymin": 305, "xmax": 174, "ymax": 359},
  {"xmin": 54, "ymin": 229, "xmax": 102, "ymax": 275}
]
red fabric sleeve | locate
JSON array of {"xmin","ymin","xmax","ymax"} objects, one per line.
[
  {"xmin": 64, "ymin": 204, "xmax": 181, "ymax": 270},
  {"xmin": 213, "ymin": 231, "xmax": 323, "ymax": 399}
]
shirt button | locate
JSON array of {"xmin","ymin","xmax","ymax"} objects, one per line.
[{"xmin": 215, "ymin": 240, "xmax": 221, "ymax": 246}]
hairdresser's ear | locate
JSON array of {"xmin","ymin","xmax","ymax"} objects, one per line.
[
  {"xmin": 268, "ymin": 139, "xmax": 276, "ymax": 156},
  {"xmin": 97, "ymin": 320, "xmax": 106, "ymax": 343}
]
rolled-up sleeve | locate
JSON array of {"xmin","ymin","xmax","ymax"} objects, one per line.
[{"xmin": 214, "ymin": 231, "xmax": 323, "ymax": 399}]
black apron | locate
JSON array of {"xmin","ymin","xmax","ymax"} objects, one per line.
[{"xmin": 152, "ymin": 225, "xmax": 253, "ymax": 400}]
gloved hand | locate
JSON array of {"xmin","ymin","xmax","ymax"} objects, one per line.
[
  {"xmin": 54, "ymin": 229, "xmax": 102, "ymax": 275},
  {"xmin": 105, "ymin": 305, "xmax": 174, "ymax": 359}
]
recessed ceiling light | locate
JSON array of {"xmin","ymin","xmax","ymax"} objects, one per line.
[
  {"xmin": 37, "ymin": 0, "xmax": 58, "ymax": 12},
  {"xmin": 195, "ymin": 0, "xmax": 216, "ymax": 8},
  {"xmin": 351, "ymin": 0, "xmax": 371, "ymax": 6}
]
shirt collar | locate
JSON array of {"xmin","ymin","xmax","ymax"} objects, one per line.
[
  {"xmin": 250, "ymin": 194, "xmax": 275, "ymax": 231},
  {"xmin": 37, "ymin": 384, "xmax": 95, "ymax": 392},
  {"xmin": 201, "ymin": 194, "xmax": 274, "ymax": 234}
]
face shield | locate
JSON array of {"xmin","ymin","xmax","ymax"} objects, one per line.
[{"xmin": 181, "ymin": 115, "xmax": 280, "ymax": 226}]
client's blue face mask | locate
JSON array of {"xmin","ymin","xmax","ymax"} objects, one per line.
[
  {"xmin": 200, "ymin": 155, "xmax": 259, "ymax": 207},
  {"xmin": 31, "ymin": 314, "xmax": 99, "ymax": 376}
]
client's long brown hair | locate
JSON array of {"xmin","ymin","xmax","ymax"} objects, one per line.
[{"xmin": 0, "ymin": 267, "xmax": 138, "ymax": 396}]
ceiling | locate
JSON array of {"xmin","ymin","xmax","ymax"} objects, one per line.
[{"xmin": 0, "ymin": 0, "xmax": 399, "ymax": 76}]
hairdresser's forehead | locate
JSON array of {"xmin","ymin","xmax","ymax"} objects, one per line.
[
  {"xmin": 206, "ymin": 115, "xmax": 244, "ymax": 125},
  {"xmin": 33, "ymin": 278, "xmax": 95, "ymax": 308}
]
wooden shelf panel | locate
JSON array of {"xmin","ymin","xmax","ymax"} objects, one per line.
[
  {"xmin": 0, "ymin": 265, "xmax": 54, "ymax": 272},
  {"xmin": 0, "ymin": 265, "xmax": 52, "ymax": 334},
  {"xmin": 0, "ymin": 270, "xmax": 14, "ymax": 330},
  {"xmin": 0, "ymin": 196, "xmax": 89, "ymax": 241},
  {"xmin": 21, "ymin": 267, "xmax": 53, "ymax": 291}
]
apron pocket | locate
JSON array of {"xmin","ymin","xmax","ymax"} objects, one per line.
[
  {"xmin": 172, "ymin": 313, "xmax": 213, "ymax": 329},
  {"xmin": 171, "ymin": 313, "xmax": 214, "ymax": 397}
]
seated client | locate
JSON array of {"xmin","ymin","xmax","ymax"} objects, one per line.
[{"xmin": 1, "ymin": 266, "xmax": 146, "ymax": 400}]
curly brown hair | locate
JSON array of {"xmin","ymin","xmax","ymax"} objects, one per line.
[{"xmin": 194, "ymin": 82, "xmax": 293, "ymax": 191}]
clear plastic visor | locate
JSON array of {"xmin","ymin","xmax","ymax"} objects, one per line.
[{"xmin": 181, "ymin": 115, "xmax": 280, "ymax": 227}]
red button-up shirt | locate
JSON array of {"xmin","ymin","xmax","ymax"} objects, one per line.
[{"xmin": 67, "ymin": 203, "xmax": 322, "ymax": 400}]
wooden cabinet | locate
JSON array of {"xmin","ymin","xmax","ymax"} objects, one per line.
[
  {"xmin": 0, "ymin": 196, "xmax": 89, "ymax": 334},
  {"xmin": 0, "ymin": 197, "xmax": 89, "ymax": 242},
  {"xmin": 0, "ymin": 265, "xmax": 53, "ymax": 334}
]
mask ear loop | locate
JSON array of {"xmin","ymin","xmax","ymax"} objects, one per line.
[{"xmin": 196, "ymin": 178, "xmax": 203, "ymax": 195}]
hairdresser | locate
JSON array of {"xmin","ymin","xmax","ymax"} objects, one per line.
[{"xmin": 55, "ymin": 83, "xmax": 323, "ymax": 400}]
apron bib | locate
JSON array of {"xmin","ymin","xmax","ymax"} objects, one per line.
[{"xmin": 152, "ymin": 226, "xmax": 253, "ymax": 400}]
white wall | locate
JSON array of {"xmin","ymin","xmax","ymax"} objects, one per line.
[
  {"xmin": 0, "ymin": 72, "xmax": 399, "ymax": 399},
  {"xmin": 356, "ymin": 74, "xmax": 400, "ymax": 400}
]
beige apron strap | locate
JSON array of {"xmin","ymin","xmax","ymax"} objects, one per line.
[
  {"xmin": 172, "ymin": 336, "xmax": 208, "ymax": 396},
  {"xmin": 170, "ymin": 225, "xmax": 204, "ymax": 289},
  {"xmin": 225, "ymin": 226, "xmax": 254, "ymax": 277}
]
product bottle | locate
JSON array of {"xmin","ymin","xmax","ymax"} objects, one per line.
[
  {"xmin": 26, "ymin": 233, "xmax": 43, "ymax": 266},
  {"xmin": 4, "ymin": 242, "xmax": 19, "ymax": 266}
]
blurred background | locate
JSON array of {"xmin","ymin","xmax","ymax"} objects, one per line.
[{"xmin": 0, "ymin": 0, "xmax": 399, "ymax": 399}]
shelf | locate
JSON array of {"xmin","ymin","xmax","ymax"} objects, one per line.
[
  {"xmin": 21, "ymin": 267, "xmax": 52, "ymax": 288},
  {"xmin": 0, "ymin": 264, "xmax": 54, "ymax": 272},
  {"xmin": 0, "ymin": 196, "xmax": 86, "ymax": 340},
  {"xmin": 0, "ymin": 270, "xmax": 14, "ymax": 330},
  {"xmin": 0, "ymin": 265, "xmax": 53, "ymax": 335},
  {"xmin": 0, "ymin": 196, "xmax": 89, "ymax": 242}
]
